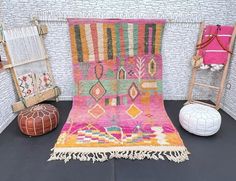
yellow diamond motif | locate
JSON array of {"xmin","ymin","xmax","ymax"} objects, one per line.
[{"xmin": 126, "ymin": 104, "xmax": 143, "ymax": 119}]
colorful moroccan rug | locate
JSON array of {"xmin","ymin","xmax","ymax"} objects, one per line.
[{"xmin": 49, "ymin": 18, "xmax": 189, "ymax": 163}]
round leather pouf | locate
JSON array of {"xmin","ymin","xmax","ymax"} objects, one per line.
[
  {"xmin": 179, "ymin": 103, "xmax": 221, "ymax": 136},
  {"xmin": 18, "ymin": 104, "xmax": 59, "ymax": 136}
]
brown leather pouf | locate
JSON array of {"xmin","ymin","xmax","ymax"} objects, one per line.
[{"xmin": 18, "ymin": 104, "xmax": 59, "ymax": 136}]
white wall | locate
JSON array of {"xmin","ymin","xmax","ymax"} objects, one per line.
[
  {"xmin": 0, "ymin": 0, "xmax": 235, "ymax": 132},
  {"xmin": 0, "ymin": 0, "xmax": 17, "ymax": 133}
]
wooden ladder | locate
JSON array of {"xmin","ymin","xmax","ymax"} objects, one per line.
[{"xmin": 186, "ymin": 23, "xmax": 236, "ymax": 110}]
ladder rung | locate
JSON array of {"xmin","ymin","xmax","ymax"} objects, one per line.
[
  {"xmin": 194, "ymin": 82, "xmax": 220, "ymax": 90},
  {"xmin": 191, "ymin": 100, "xmax": 216, "ymax": 108}
]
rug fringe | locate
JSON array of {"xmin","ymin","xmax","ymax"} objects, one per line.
[{"xmin": 48, "ymin": 147, "xmax": 190, "ymax": 163}]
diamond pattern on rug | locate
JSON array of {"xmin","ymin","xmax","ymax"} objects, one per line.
[
  {"xmin": 126, "ymin": 103, "xmax": 143, "ymax": 119},
  {"xmin": 128, "ymin": 82, "xmax": 140, "ymax": 101},
  {"xmin": 88, "ymin": 103, "xmax": 105, "ymax": 119},
  {"xmin": 148, "ymin": 58, "xmax": 157, "ymax": 77},
  {"xmin": 89, "ymin": 81, "xmax": 106, "ymax": 101}
]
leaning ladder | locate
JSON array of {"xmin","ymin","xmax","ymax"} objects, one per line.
[{"xmin": 186, "ymin": 23, "xmax": 236, "ymax": 110}]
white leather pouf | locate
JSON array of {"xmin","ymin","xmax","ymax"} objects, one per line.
[{"xmin": 179, "ymin": 103, "xmax": 221, "ymax": 136}]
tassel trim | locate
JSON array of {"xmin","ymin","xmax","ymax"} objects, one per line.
[{"xmin": 48, "ymin": 146, "xmax": 190, "ymax": 163}]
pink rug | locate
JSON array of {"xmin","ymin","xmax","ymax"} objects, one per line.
[{"xmin": 49, "ymin": 18, "xmax": 189, "ymax": 163}]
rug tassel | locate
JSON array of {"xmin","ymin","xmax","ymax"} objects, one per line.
[{"xmin": 48, "ymin": 147, "xmax": 190, "ymax": 163}]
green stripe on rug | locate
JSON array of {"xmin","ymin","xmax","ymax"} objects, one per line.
[
  {"xmin": 144, "ymin": 24, "xmax": 149, "ymax": 54},
  {"xmin": 74, "ymin": 25, "xmax": 83, "ymax": 62},
  {"xmin": 115, "ymin": 24, "xmax": 121, "ymax": 57},
  {"xmin": 107, "ymin": 28, "xmax": 113, "ymax": 59},
  {"xmin": 133, "ymin": 24, "xmax": 138, "ymax": 56},
  {"xmin": 151, "ymin": 24, "xmax": 156, "ymax": 54},
  {"xmin": 122, "ymin": 24, "xmax": 129, "ymax": 57}
]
